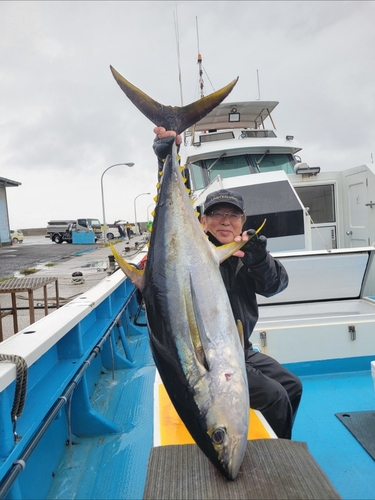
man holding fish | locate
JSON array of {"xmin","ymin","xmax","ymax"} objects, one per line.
[{"xmin": 154, "ymin": 126, "xmax": 302, "ymax": 440}]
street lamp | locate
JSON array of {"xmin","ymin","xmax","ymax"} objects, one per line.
[
  {"xmin": 101, "ymin": 162, "xmax": 134, "ymax": 244},
  {"xmin": 134, "ymin": 192, "xmax": 150, "ymax": 234}
]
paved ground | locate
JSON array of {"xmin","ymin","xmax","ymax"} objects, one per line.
[
  {"xmin": 0, "ymin": 236, "xmax": 106, "ymax": 279},
  {"xmin": 0, "ymin": 235, "xmax": 149, "ymax": 341}
]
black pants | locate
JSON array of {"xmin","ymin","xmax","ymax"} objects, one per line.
[{"xmin": 245, "ymin": 348, "xmax": 302, "ymax": 439}]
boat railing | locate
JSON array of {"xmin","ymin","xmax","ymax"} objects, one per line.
[{"xmin": 0, "ymin": 262, "xmax": 146, "ymax": 495}]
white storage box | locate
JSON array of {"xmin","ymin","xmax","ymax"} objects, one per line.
[{"xmin": 253, "ymin": 247, "xmax": 375, "ymax": 364}]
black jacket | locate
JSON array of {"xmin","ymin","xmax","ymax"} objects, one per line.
[{"xmin": 207, "ymin": 232, "xmax": 289, "ymax": 351}]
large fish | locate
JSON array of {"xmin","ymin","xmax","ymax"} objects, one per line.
[{"xmin": 110, "ymin": 66, "xmax": 252, "ymax": 480}]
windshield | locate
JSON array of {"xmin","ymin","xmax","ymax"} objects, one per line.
[
  {"xmin": 88, "ymin": 219, "xmax": 101, "ymax": 228},
  {"xmin": 188, "ymin": 153, "xmax": 295, "ymax": 191}
]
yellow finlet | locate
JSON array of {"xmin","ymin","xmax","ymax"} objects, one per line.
[{"xmin": 236, "ymin": 320, "xmax": 245, "ymax": 349}]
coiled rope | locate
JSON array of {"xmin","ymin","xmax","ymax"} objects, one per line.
[{"xmin": 0, "ymin": 354, "xmax": 28, "ymax": 423}]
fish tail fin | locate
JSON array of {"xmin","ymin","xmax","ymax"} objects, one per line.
[
  {"xmin": 110, "ymin": 244, "xmax": 145, "ymax": 291},
  {"xmin": 110, "ymin": 65, "xmax": 238, "ymax": 134}
]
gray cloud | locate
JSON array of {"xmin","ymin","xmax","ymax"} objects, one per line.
[{"xmin": 1, "ymin": 1, "xmax": 374, "ymax": 227}]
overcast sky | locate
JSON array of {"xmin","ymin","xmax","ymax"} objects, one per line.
[{"xmin": 1, "ymin": 1, "xmax": 374, "ymax": 229}]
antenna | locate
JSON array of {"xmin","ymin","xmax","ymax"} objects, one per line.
[
  {"xmin": 196, "ymin": 17, "xmax": 205, "ymax": 98},
  {"xmin": 174, "ymin": 5, "xmax": 184, "ymax": 106},
  {"xmin": 257, "ymin": 69, "xmax": 261, "ymax": 100}
]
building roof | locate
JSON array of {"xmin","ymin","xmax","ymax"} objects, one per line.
[{"xmin": 0, "ymin": 176, "xmax": 21, "ymax": 188}]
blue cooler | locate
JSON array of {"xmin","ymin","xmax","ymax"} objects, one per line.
[{"xmin": 72, "ymin": 229, "xmax": 95, "ymax": 244}]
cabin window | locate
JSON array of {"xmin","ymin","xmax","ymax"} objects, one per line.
[
  {"xmin": 206, "ymin": 155, "xmax": 251, "ymax": 180},
  {"xmin": 189, "ymin": 162, "xmax": 206, "ymax": 190},
  {"xmin": 295, "ymin": 184, "xmax": 335, "ymax": 223},
  {"xmin": 241, "ymin": 130, "xmax": 277, "ymax": 138},
  {"xmin": 251, "ymin": 154, "xmax": 295, "ymax": 174},
  {"xmin": 188, "ymin": 153, "xmax": 295, "ymax": 191},
  {"xmin": 77, "ymin": 219, "xmax": 88, "ymax": 228},
  {"xmin": 88, "ymin": 219, "xmax": 101, "ymax": 228},
  {"xmin": 188, "ymin": 155, "xmax": 252, "ymax": 190},
  {"xmin": 200, "ymin": 131, "xmax": 234, "ymax": 143}
]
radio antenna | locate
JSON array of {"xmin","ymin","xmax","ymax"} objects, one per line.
[
  {"xmin": 257, "ymin": 69, "xmax": 261, "ymax": 100},
  {"xmin": 174, "ymin": 5, "xmax": 184, "ymax": 106},
  {"xmin": 196, "ymin": 17, "xmax": 205, "ymax": 98}
]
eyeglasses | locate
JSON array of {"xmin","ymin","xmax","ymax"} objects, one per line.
[{"xmin": 207, "ymin": 210, "xmax": 244, "ymax": 221}]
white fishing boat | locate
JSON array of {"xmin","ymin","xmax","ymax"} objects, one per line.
[
  {"xmin": 1, "ymin": 86, "xmax": 375, "ymax": 499},
  {"xmin": 184, "ymin": 99, "xmax": 375, "ymax": 253}
]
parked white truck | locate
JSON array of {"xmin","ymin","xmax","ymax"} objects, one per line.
[{"xmin": 46, "ymin": 218, "xmax": 102, "ymax": 244}]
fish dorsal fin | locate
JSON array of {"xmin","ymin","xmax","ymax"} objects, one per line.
[
  {"xmin": 110, "ymin": 65, "xmax": 238, "ymax": 135},
  {"xmin": 110, "ymin": 244, "xmax": 145, "ymax": 291},
  {"xmin": 236, "ymin": 320, "xmax": 245, "ymax": 349},
  {"xmin": 189, "ymin": 274, "xmax": 210, "ymax": 371}
]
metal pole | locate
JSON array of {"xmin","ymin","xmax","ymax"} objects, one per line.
[
  {"xmin": 134, "ymin": 192, "xmax": 150, "ymax": 235},
  {"xmin": 101, "ymin": 163, "xmax": 134, "ymax": 244}
]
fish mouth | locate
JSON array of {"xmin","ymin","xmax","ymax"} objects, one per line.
[
  {"xmin": 226, "ymin": 436, "xmax": 248, "ymax": 480},
  {"xmin": 214, "ymin": 441, "xmax": 246, "ymax": 481},
  {"xmin": 207, "ymin": 423, "xmax": 248, "ymax": 481}
]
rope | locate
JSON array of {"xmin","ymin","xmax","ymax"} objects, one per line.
[
  {"xmin": 307, "ymin": 212, "xmax": 332, "ymax": 252},
  {"xmin": 0, "ymin": 354, "xmax": 28, "ymax": 421}
]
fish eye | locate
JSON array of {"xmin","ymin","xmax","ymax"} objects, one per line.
[{"xmin": 211, "ymin": 427, "xmax": 226, "ymax": 445}]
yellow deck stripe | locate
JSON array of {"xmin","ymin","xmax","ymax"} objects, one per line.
[{"xmin": 158, "ymin": 383, "xmax": 274, "ymax": 446}]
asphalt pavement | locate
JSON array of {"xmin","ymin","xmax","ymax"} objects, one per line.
[
  {"xmin": 0, "ymin": 236, "xmax": 106, "ymax": 279},
  {"xmin": 0, "ymin": 234, "xmax": 149, "ymax": 341}
]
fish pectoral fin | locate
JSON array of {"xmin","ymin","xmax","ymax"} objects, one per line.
[
  {"xmin": 110, "ymin": 244, "xmax": 145, "ymax": 291},
  {"xmin": 195, "ymin": 345, "xmax": 209, "ymax": 371},
  {"xmin": 210, "ymin": 219, "xmax": 267, "ymax": 264},
  {"xmin": 210, "ymin": 240, "xmax": 245, "ymax": 264},
  {"xmin": 236, "ymin": 320, "xmax": 245, "ymax": 349},
  {"xmin": 189, "ymin": 275, "xmax": 210, "ymax": 371}
]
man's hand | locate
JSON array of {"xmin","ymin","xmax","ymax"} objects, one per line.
[
  {"xmin": 153, "ymin": 127, "xmax": 182, "ymax": 161},
  {"xmin": 154, "ymin": 127, "xmax": 182, "ymax": 145},
  {"xmin": 234, "ymin": 229, "xmax": 267, "ymax": 265}
]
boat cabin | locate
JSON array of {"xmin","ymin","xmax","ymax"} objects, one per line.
[{"xmin": 183, "ymin": 101, "xmax": 375, "ymax": 253}]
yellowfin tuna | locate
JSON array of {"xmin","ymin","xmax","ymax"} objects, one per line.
[{"xmin": 110, "ymin": 66, "xmax": 251, "ymax": 479}]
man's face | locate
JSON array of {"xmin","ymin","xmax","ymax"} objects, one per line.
[{"xmin": 201, "ymin": 203, "xmax": 245, "ymax": 244}]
